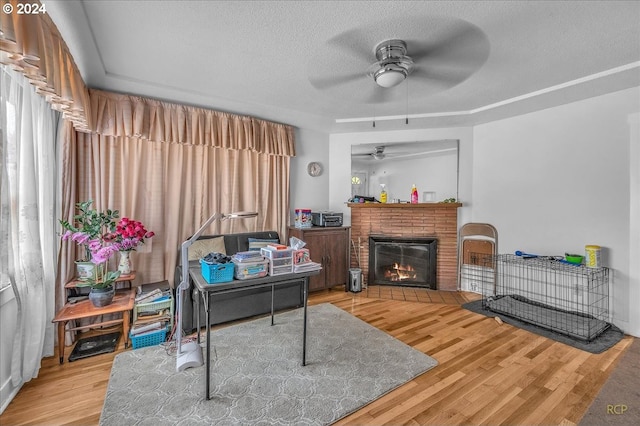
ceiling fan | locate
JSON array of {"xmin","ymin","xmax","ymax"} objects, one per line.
[
  {"xmin": 352, "ymin": 145, "xmax": 412, "ymax": 161},
  {"xmin": 354, "ymin": 146, "xmax": 388, "ymax": 160},
  {"xmin": 308, "ymin": 18, "xmax": 490, "ymax": 105}
]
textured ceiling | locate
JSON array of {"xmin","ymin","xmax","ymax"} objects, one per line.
[{"xmin": 46, "ymin": 1, "xmax": 640, "ymax": 133}]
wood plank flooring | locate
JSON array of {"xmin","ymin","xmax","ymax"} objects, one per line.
[{"xmin": 0, "ymin": 286, "xmax": 633, "ymax": 425}]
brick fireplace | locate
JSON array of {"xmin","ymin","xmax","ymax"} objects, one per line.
[{"xmin": 349, "ymin": 203, "xmax": 461, "ymax": 291}]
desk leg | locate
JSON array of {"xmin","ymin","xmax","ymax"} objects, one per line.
[
  {"xmin": 204, "ymin": 291, "xmax": 211, "ymax": 401},
  {"xmin": 302, "ymin": 278, "xmax": 308, "ymax": 366},
  {"xmin": 57, "ymin": 322, "xmax": 66, "ymax": 364},
  {"xmin": 123, "ymin": 309, "xmax": 131, "ymax": 349},
  {"xmin": 271, "ymin": 284, "xmax": 275, "ymax": 326},
  {"xmin": 195, "ymin": 289, "xmax": 201, "ymax": 344}
]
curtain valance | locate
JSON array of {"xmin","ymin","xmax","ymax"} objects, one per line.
[
  {"xmin": 0, "ymin": 0, "xmax": 90, "ymax": 131},
  {"xmin": 89, "ymin": 89, "xmax": 296, "ymax": 156}
]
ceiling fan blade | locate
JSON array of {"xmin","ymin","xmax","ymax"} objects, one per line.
[
  {"xmin": 410, "ymin": 66, "xmax": 467, "ymax": 87},
  {"xmin": 326, "ymin": 28, "xmax": 374, "ymax": 64},
  {"xmin": 407, "ymin": 22, "xmax": 490, "ymax": 74},
  {"xmin": 310, "ymin": 72, "xmax": 366, "ymax": 90}
]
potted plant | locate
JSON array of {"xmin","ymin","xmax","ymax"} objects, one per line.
[
  {"xmin": 60, "ymin": 200, "xmax": 119, "ymax": 280},
  {"xmin": 78, "ymin": 260, "xmax": 121, "ymax": 307}
]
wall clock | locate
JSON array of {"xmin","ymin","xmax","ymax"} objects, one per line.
[{"xmin": 307, "ymin": 162, "xmax": 323, "ymax": 177}]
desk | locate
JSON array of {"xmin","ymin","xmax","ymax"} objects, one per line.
[
  {"xmin": 52, "ymin": 288, "xmax": 135, "ymax": 364},
  {"xmin": 189, "ymin": 267, "xmax": 320, "ymax": 400}
]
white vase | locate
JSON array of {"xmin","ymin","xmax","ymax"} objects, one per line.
[{"xmin": 118, "ymin": 251, "xmax": 132, "ymax": 275}]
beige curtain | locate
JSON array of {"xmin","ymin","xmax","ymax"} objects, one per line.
[
  {"xmin": 60, "ymin": 91, "xmax": 295, "ymax": 289},
  {"xmin": 0, "ymin": 0, "xmax": 90, "ymax": 131}
]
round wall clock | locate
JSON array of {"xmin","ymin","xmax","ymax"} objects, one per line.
[{"xmin": 307, "ymin": 162, "xmax": 323, "ymax": 177}]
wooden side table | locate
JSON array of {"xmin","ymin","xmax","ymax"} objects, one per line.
[{"xmin": 52, "ymin": 288, "xmax": 135, "ymax": 364}]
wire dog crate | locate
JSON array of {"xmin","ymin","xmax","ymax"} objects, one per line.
[{"xmin": 479, "ymin": 254, "xmax": 610, "ymax": 341}]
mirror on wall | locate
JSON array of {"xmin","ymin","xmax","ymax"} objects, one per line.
[{"xmin": 351, "ymin": 139, "xmax": 459, "ymax": 202}]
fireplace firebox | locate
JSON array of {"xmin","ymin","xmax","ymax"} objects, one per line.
[{"xmin": 368, "ymin": 235, "xmax": 437, "ymax": 289}]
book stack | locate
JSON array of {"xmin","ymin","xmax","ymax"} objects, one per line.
[
  {"xmin": 293, "ymin": 260, "xmax": 322, "ymax": 273},
  {"xmin": 135, "ymin": 288, "xmax": 169, "ymax": 305},
  {"xmin": 132, "ymin": 288, "xmax": 173, "ymax": 337}
]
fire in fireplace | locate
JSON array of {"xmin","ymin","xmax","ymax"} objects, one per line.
[{"xmin": 369, "ymin": 235, "xmax": 437, "ymax": 289}]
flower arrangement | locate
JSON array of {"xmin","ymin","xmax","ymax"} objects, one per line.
[
  {"xmin": 60, "ymin": 200, "xmax": 154, "ymax": 290},
  {"xmin": 107, "ymin": 217, "xmax": 155, "ymax": 251}
]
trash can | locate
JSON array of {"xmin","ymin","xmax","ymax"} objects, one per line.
[{"xmin": 349, "ymin": 268, "xmax": 362, "ymax": 293}]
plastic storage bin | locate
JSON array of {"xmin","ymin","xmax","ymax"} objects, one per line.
[
  {"xmin": 200, "ymin": 259, "xmax": 235, "ymax": 284},
  {"xmin": 268, "ymin": 257, "xmax": 293, "ymax": 276},
  {"xmin": 260, "ymin": 247, "xmax": 294, "ymax": 259},
  {"xmin": 130, "ymin": 327, "xmax": 168, "ymax": 349},
  {"xmin": 233, "ymin": 258, "xmax": 269, "ymax": 280}
]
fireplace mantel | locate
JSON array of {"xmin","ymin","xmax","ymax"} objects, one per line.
[
  {"xmin": 349, "ymin": 202, "xmax": 461, "ymax": 291},
  {"xmin": 348, "ymin": 202, "xmax": 462, "ymax": 209}
]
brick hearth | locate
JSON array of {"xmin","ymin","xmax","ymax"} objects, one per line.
[{"xmin": 349, "ymin": 203, "xmax": 461, "ymax": 291}]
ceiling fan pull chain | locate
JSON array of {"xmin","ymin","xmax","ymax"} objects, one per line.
[{"xmin": 406, "ymin": 79, "xmax": 409, "ymax": 125}]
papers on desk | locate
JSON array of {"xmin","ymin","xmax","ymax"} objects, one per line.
[{"xmin": 293, "ymin": 261, "xmax": 322, "ymax": 273}]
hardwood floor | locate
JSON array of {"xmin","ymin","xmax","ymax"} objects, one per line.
[{"xmin": 0, "ymin": 286, "xmax": 633, "ymax": 425}]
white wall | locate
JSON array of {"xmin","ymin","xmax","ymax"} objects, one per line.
[
  {"xmin": 626, "ymin": 111, "xmax": 639, "ymax": 337},
  {"xmin": 472, "ymin": 87, "xmax": 640, "ymax": 335},
  {"xmin": 289, "ymin": 128, "xmax": 330, "ymax": 225}
]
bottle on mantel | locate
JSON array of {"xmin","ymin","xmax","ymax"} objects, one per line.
[
  {"xmin": 411, "ymin": 184, "xmax": 419, "ymax": 204},
  {"xmin": 380, "ymin": 184, "xmax": 387, "ymax": 203}
]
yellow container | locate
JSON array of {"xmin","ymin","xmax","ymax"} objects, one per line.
[{"xmin": 584, "ymin": 245, "xmax": 601, "ymax": 268}]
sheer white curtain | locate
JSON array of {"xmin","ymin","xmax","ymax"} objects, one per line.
[{"xmin": 0, "ymin": 66, "xmax": 58, "ymax": 386}]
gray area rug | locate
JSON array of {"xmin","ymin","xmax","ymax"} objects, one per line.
[
  {"xmin": 580, "ymin": 337, "xmax": 640, "ymax": 425},
  {"xmin": 463, "ymin": 299, "xmax": 623, "ymax": 354},
  {"xmin": 100, "ymin": 303, "xmax": 438, "ymax": 425}
]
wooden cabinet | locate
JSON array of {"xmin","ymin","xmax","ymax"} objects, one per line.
[{"xmin": 288, "ymin": 226, "xmax": 350, "ymax": 291}]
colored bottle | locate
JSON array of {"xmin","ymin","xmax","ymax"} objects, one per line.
[
  {"xmin": 380, "ymin": 184, "xmax": 387, "ymax": 203},
  {"xmin": 411, "ymin": 184, "xmax": 418, "ymax": 204}
]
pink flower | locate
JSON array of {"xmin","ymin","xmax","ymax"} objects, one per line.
[
  {"xmin": 92, "ymin": 245, "xmax": 118, "ymax": 264},
  {"xmin": 87, "ymin": 239, "xmax": 102, "ymax": 251},
  {"xmin": 112, "ymin": 217, "xmax": 154, "ymax": 251},
  {"xmin": 61, "ymin": 230, "xmax": 73, "ymax": 241},
  {"xmin": 71, "ymin": 232, "xmax": 90, "ymax": 245}
]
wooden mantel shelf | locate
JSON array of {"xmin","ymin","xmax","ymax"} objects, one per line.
[{"xmin": 348, "ymin": 202, "xmax": 462, "ymax": 208}]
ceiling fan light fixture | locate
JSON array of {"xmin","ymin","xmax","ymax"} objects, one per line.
[
  {"xmin": 370, "ymin": 39, "xmax": 414, "ymax": 88},
  {"xmin": 374, "ymin": 67, "xmax": 407, "ymax": 88}
]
